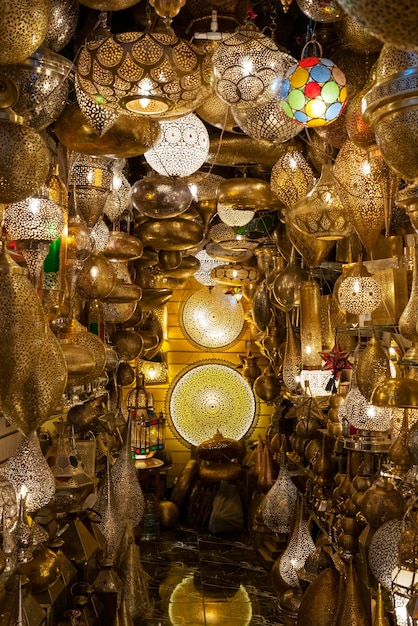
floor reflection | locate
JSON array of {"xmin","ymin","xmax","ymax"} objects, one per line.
[{"xmin": 140, "ymin": 526, "xmax": 280, "ymax": 626}]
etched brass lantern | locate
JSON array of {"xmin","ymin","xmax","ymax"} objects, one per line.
[
  {"xmin": 337, "ymin": 0, "xmax": 418, "ymax": 53},
  {"xmin": 1, "ymin": 46, "xmax": 74, "ymax": 130},
  {"xmin": 338, "ymin": 260, "xmax": 382, "ymax": 316},
  {"xmin": 76, "ymin": 27, "xmax": 213, "ymax": 118},
  {"xmin": 0, "ymin": 0, "xmax": 50, "ymax": 65},
  {"xmin": 4, "ymin": 188, "xmax": 65, "ymax": 278},
  {"xmin": 286, "ymin": 163, "xmax": 354, "ymax": 241},
  {"xmin": 68, "ymin": 153, "xmax": 114, "ymax": 227},
  {"xmin": 44, "ymin": 0, "xmax": 79, "ymax": 52},
  {"xmin": 144, "ymin": 114, "xmax": 210, "ymax": 177},
  {"xmin": 0, "ymin": 74, "xmax": 49, "ymax": 204},
  {"xmin": 270, "ymin": 146, "xmax": 315, "ymax": 209},
  {"xmin": 211, "ymin": 24, "xmax": 289, "ymax": 109}
]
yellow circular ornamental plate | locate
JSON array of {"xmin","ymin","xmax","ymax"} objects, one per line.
[
  {"xmin": 165, "ymin": 359, "xmax": 258, "ymax": 447},
  {"xmin": 179, "ymin": 285, "xmax": 246, "ymax": 351}
]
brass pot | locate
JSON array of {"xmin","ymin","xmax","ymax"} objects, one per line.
[
  {"xmin": 160, "ymin": 255, "xmax": 200, "ymax": 278},
  {"xmin": 139, "ymin": 288, "xmax": 173, "ymax": 310},
  {"xmin": 197, "ymin": 431, "xmax": 244, "ymax": 462},
  {"xmin": 104, "ymin": 231, "xmax": 144, "ymax": 261},
  {"xmin": 137, "ymin": 217, "xmax": 204, "ymax": 251},
  {"xmin": 103, "ymin": 281, "xmax": 142, "ymax": 303},
  {"xmin": 55, "ymin": 103, "xmax": 161, "ymax": 158},
  {"xmin": 111, "ymin": 329, "xmax": 144, "ymax": 361},
  {"xmin": 60, "ymin": 341, "xmax": 96, "ymax": 386},
  {"xmin": 19, "ymin": 547, "xmax": 61, "ymax": 593},
  {"xmin": 218, "ymin": 177, "xmax": 283, "ymax": 211},
  {"xmin": 360, "ymin": 476, "xmax": 405, "ymax": 527}
]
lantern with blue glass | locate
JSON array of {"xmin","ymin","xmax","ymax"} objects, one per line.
[{"xmin": 281, "ymin": 38, "xmax": 347, "ymax": 128}]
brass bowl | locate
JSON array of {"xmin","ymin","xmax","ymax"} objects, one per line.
[
  {"xmin": 218, "ymin": 177, "xmax": 284, "ymax": 211},
  {"xmin": 206, "ymin": 129, "xmax": 285, "ymax": 167},
  {"xmin": 161, "ymin": 256, "xmax": 200, "ymax": 279},
  {"xmin": 103, "ymin": 281, "xmax": 142, "ymax": 303},
  {"xmin": 19, "ymin": 547, "xmax": 61, "ymax": 593},
  {"xmin": 104, "ymin": 231, "xmax": 144, "ymax": 261},
  {"xmin": 137, "ymin": 217, "xmax": 204, "ymax": 251},
  {"xmin": 60, "ymin": 342, "xmax": 96, "ymax": 386},
  {"xmin": 55, "ymin": 104, "xmax": 161, "ymax": 158},
  {"xmin": 139, "ymin": 288, "xmax": 173, "ymax": 310}
]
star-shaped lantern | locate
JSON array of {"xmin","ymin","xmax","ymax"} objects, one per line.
[{"xmin": 320, "ymin": 344, "xmax": 352, "ymax": 393}]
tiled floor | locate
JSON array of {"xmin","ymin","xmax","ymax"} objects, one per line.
[{"xmin": 139, "ymin": 526, "xmax": 280, "ymax": 626}]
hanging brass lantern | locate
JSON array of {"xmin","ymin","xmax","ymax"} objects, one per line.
[
  {"xmin": 0, "ymin": 0, "xmax": 50, "ymax": 65},
  {"xmin": 0, "ymin": 241, "xmax": 47, "ymax": 416},
  {"xmin": 338, "ymin": 260, "xmax": 382, "ymax": 316},
  {"xmin": 76, "ymin": 27, "xmax": 212, "ymax": 119},
  {"xmin": 44, "ymin": 0, "xmax": 79, "ymax": 52},
  {"xmin": 0, "ymin": 74, "xmax": 50, "ymax": 204},
  {"xmin": 337, "ymin": 0, "xmax": 418, "ymax": 53},
  {"xmin": 77, "ymin": 252, "xmax": 117, "ymax": 300},
  {"xmin": 270, "ymin": 145, "xmax": 315, "ymax": 209},
  {"xmin": 1, "ymin": 46, "xmax": 74, "ymax": 131},
  {"xmin": 68, "ymin": 152, "xmax": 114, "ymax": 228},
  {"xmin": 356, "ymin": 335, "xmax": 390, "ymax": 402},
  {"xmin": 271, "ymin": 248, "xmax": 308, "ymax": 310},
  {"xmin": 144, "ymin": 113, "xmax": 210, "ymax": 177},
  {"xmin": 333, "ymin": 140, "xmax": 394, "ymax": 253},
  {"xmin": 286, "ymin": 163, "xmax": 354, "ymax": 241},
  {"xmin": 2, "ymin": 327, "xmax": 67, "ymax": 436},
  {"xmin": 211, "ymin": 24, "xmax": 290, "ymax": 110}
]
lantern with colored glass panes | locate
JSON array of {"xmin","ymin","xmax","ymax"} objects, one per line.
[{"xmin": 281, "ymin": 40, "xmax": 347, "ymax": 128}]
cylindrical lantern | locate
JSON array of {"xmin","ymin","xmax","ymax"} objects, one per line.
[{"xmin": 300, "ymin": 279, "xmax": 323, "ymax": 368}]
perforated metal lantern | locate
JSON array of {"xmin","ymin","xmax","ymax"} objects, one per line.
[
  {"xmin": 44, "ymin": 0, "xmax": 79, "ymax": 52},
  {"xmin": 144, "ymin": 114, "xmax": 210, "ymax": 177},
  {"xmin": 3, "ymin": 431, "xmax": 56, "ymax": 513},
  {"xmin": 337, "ymin": 0, "xmax": 418, "ymax": 54},
  {"xmin": 1, "ymin": 46, "xmax": 74, "ymax": 130},
  {"xmin": 0, "ymin": 0, "xmax": 50, "ymax": 65},
  {"xmin": 211, "ymin": 263, "xmax": 259, "ymax": 286},
  {"xmin": 338, "ymin": 261, "xmax": 382, "ymax": 316},
  {"xmin": 4, "ymin": 189, "xmax": 65, "ymax": 278},
  {"xmin": 286, "ymin": 163, "xmax": 353, "ymax": 241},
  {"xmin": 270, "ymin": 147, "xmax": 315, "ymax": 209},
  {"xmin": 0, "ymin": 242, "xmax": 47, "ymax": 416},
  {"xmin": 68, "ymin": 153, "xmax": 114, "ymax": 227},
  {"xmin": 343, "ymin": 384, "xmax": 392, "ymax": 432},
  {"xmin": 193, "ymin": 249, "xmax": 223, "ymax": 287},
  {"xmin": 231, "ymin": 91, "xmax": 302, "ymax": 143},
  {"xmin": 76, "ymin": 28, "xmax": 212, "ymax": 118},
  {"xmin": 0, "ymin": 76, "xmax": 50, "ymax": 204},
  {"xmin": 211, "ymin": 25, "xmax": 288, "ymax": 109}
]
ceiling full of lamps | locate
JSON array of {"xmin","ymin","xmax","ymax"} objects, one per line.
[{"xmin": 1, "ymin": 0, "xmax": 418, "ymax": 396}]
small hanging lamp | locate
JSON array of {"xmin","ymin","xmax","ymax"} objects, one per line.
[{"xmin": 281, "ymin": 38, "xmax": 347, "ymax": 127}]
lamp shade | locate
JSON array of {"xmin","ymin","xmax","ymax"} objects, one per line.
[
  {"xmin": 0, "ymin": 0, "xmax": 50, "ymax": 65},
  {"xmin": 371, "ymin": 376, "xmax": 418, "ymax": 409},
  {"xmin": 144, "ymin": 114, "xmax": 210, "ymax": 177},
  {"xmin": 179, "ymin": 285, "xmax": 245, "ymax": 350},
  {"xmin": 76, "ymin": 29, "xmax": 212, "ymax": 118},
  {"xmin": 211, "ymin": 25, "xmax": 289, "ymax": 109},
  {"xmin": 281, "ymin": 56, "xmax": 347, "ymax": 127}
]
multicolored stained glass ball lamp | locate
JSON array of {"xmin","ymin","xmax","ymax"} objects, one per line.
[{"xmin": 281, "ymin": 41, "xmax": 347, "ymax": 128}]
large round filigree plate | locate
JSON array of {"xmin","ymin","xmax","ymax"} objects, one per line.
[
  {"xmin": 165, "ymin": 360, "xmax": 258, "ymax": 447},
  {"xmin": 179, "ymin": 285, "xmax": 246, "ymax": 350}
]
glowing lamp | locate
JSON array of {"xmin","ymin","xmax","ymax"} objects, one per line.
[{"xmin": 281, "ymin": 55, "xmax": 347, "ymax": 127}]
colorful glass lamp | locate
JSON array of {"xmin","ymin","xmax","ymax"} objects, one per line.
[{"xmin": 281, "ymin": 41, "xmax": 347, "ymax": 128}]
